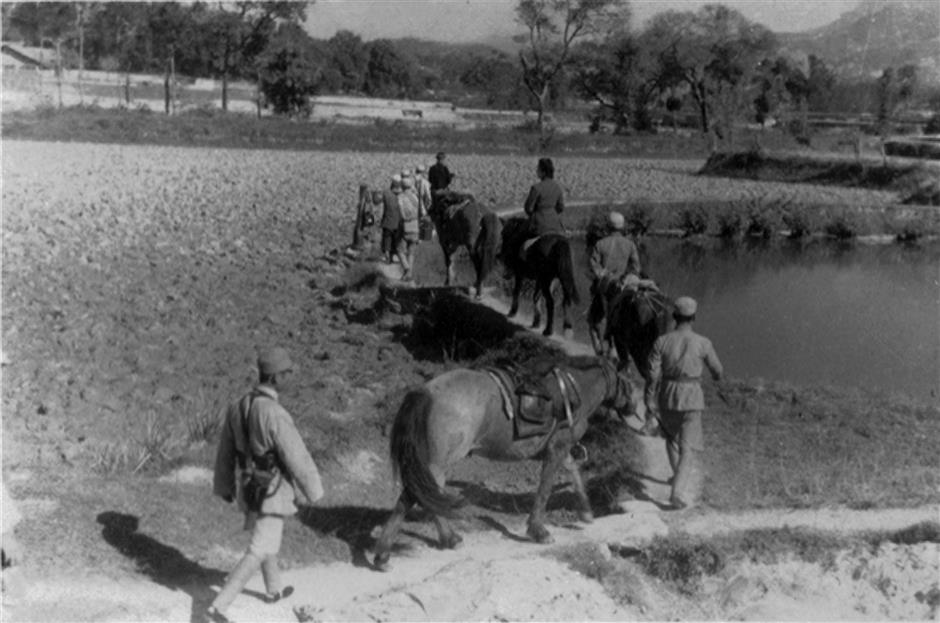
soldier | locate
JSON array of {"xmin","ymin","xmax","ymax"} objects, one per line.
[
  {"xmin": 208, "ymin": 347, "xmax": 324, "ymax": 623},
  {"xmin": 644, "ymin": 297, "xmax": 723, "ymax": 510},
  {"xmin": 588, "ymin": 211, "xmax": 641, "ymax": 356}
]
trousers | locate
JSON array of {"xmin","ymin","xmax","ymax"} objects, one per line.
[{"xmin": 658, "ymin": 409, "xmax": 704, "ymax": 507}]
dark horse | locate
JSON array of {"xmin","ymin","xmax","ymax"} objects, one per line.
[
  {"xmin": 372, "ymin": 355, "xmax": 635, "ymax": 570},
  {"xmin": 607, "ymin": 285, "xmax": 674, "ymax": 382},
  {"xmin": 500, "ymin": 216, "xmax": 580, "ymax": 337},
  {"xmin": 429, "ymin": 191, "xmax": 501, "ymax": 297}
]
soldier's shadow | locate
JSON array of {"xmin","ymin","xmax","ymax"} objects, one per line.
[{"xmin": 97, "ymin": 511, "xmax": 227, "ymax": 623}]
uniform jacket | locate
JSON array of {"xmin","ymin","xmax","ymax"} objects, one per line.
[
  {"xmin": 415, "ymin": 176, "xmax": 432, "ymax": 215},
  {"xmin": 646, "ymin": 327, "xmax": 723, "ymax": 412},
  {"xmin": 524, "ymin": 179, "xmax": 565, "ymax": 237},
  {"xmin": 428, "ymin": 163, "xmax": 453, "ymax": 192},
  {"xmin": 380, "ymin": 189, "xmax": 401, "ymax": 231},
  {"xmin": 590, "ymin": 233, "xmax": 641, "ymax": 282},
  {"xmin": 214, "ymin": 385, "xmax": 324, "ymax": 516},
  {"xmin": 398, "ymin": 189, "xmax": 421, "ymax": 236}
]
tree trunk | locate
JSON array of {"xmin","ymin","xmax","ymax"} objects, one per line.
[
  {"xmin": 77, "ymin": 8, "xmax": 84, "ymax": 105},
  {"xmin": 164, "ymin": 64, "xmax": 171, "ymax": 114},
  {"xmin": 124, "ymin": 73, "xmax": 131, "ymax": 106},
  {"xmin": 222, "ymin": 71, "xmax": 229, "ymax": 112},
  {"xmin": 256, "ymin": 69, "xmax": 262, "ymax": 119},
  {"xmin": 55, "ymin": 40, "xmax": 63, "ymax": 109}
]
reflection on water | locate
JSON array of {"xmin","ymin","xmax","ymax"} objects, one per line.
[
  {"xmin": 416, "ymin": 237, "xmax": 940, "ymax": 401},
  {"xmin": 625, "ymin": 238, "xmax": 940, "ymax": 402}
]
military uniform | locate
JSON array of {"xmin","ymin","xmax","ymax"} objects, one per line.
[
  {"xmin": 588, "ymin": 213, "xmax": 641, "ymax": 355},
  {"xmin": 645, "ymin": 298, "xmax": 723, "ymax": 509},
  {"xmin": 523, "ymin": 178, "xmax": 565, "ymax": 238},
  {"xmin": 209, "ymin": 348, "xmax": 323, "ymax": 622}
]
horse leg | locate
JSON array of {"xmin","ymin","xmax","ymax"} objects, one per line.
[
  {"xmin": 527, "ymin": 438, "xmax": 567, "ymax": 543},
  {"xmin": 372, "ymin": 490, "xmax": 415, "ymax": 571},
  {"xmin": 564, "ymin": 454, "xmax": 594, "ymax": 524},
  {"xmin": 540, "ymin": 279, "xmax": 555, "ymax": 337},
  {"xmin": 508, "ymin": 275, "xmax": 522, "ymax": 318},
  {"xmin": 439, "ymin": 242, "xmax": 453, "ymax": 287},
  {"xmin": 561, "ymin": 296, "xmax": 574, "ymax": 341},
  {"xmin": 429, "ymin": 464, "xmax": 462, "ymax": 550},
  {"xmin": 531, "ymin": 288, "xmax": 542, "ymax": 330}
]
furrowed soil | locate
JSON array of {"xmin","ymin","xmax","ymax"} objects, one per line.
[{"xmin": 2, "ymin": 139, "xmax": 938, "ymax": 622}]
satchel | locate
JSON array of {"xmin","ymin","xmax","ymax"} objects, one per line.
[
  {"xmin": 239, "ymin": 395, "xmax": 283, "ymax": 513},
  {"xmin": 242, "ymin": 464, "xmax": 279, "ymax": 512}
]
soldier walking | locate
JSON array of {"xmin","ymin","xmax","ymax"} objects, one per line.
[{"xmin": 644, "ymin": 297, "xmax": 723, "ymax": 510}]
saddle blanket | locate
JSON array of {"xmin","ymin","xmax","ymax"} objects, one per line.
[{"xmin": 483, "ymin": 366, "xmax": 581, "ymax": 440}]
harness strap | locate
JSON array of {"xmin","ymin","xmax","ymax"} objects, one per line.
[
  {"xmin": 485, "ymin": 369, "xmax": 516, "ymax": 420},
  {"xmin": 552, "ymin": 368, "xmax": 575, "ymax": 428}
]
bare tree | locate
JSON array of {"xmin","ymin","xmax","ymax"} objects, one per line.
[{"xmin": 515, "ymin": 0, "xmax": 628, "ymax": 132}]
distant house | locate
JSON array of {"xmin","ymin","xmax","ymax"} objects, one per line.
[{"xmin": 1, "ymin": 44, "xmax": 58, "ymax": 70}]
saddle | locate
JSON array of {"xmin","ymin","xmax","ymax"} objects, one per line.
[
  {"xmin": 483, "ymin": 364, "xmax": 582, "ymax": 440},
  {"xmin": 519, "ymin": 233, "xmax": 567, "ymax": 262}
]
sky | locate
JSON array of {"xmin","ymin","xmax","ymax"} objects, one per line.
[{"xmin": 303, "ymin": 0, "xmax": 863, "ymax": 43}]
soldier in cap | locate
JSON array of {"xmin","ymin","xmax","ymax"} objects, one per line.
[
  {"xmin": 428, "ymin": 152, "xmax": 455, "ymax": 212},
  {"xmin": 208, "ymin": 347, "xmax": 324, "ymax": 623},
  {"xmin": 414, "ymin": 164, "xmax": 433, "ymax": 225},
  {"xmin": 644, "ymin": 297, "xmax": 723, "ymax": 510},
  {"xmin": 588, "ymin": 211, "xmax": 641, "ymax": 357},
  {"xmin": 397, "ymin": 175, "xmax": 421, "ymax": 282},
  {"xmin": 380, "ymin": 175, "xmax": 403, "ymax": 263}
]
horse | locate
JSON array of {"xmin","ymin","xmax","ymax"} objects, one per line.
[
  {"xmin": 428, "ymin": 191, "xmax": 501, "ymax": 297},
  {"xmin": 499, "ymin": 216, "xmax": 581, "ymax": 337},
  {"xmin": 372, "ymin": 355, "xmax": 635, "ymax": 570},
  {"xmin": 607, "ymin": 285, "xmax": 674, "ymax": 382}
]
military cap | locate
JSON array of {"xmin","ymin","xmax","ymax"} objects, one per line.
[
  {"xmin": 674, "ymin": 296, "xmax": 697, "ymax": 317},
  {"xmin": 258, "ymin": 347, "xmax": 293, "ymax": 376}
]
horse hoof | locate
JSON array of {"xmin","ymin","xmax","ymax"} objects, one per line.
[
  {"xmin": 372, "ymin": 553, "xmax": 391, "ymax": 572},
  {"xmin": 441, "ymin": 533, "xmax": 463, "ymax": 550},
  {"xmin": 563, "ymin": 328, "xmax": 574, "ymax": 341},
  {"xmin": 507, "ymin": 310, "xmax": 517, "ymax": 319},
  {"xmin": 541, "ymin": 328, "xmax": 553, "ymax": 338},
  {"xmin": 526, "ymin": 525, "xmax": 554, "ymax": 544},
  {"xmin": 578, "ymin": 511, "xmax": 595, "ymax": 524}
]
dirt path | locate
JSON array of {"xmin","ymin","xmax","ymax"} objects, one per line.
[{"xmin": 6, "ymin": 503, "xmax": 937, "ymax": 622}]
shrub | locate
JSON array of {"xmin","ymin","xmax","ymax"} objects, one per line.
[
  {"xmin": 640, "ymin": 534, "xmax": 725, "ymax": 593},
  {"xmin": 746, "ymin": 205, "xmax": 779, "ymax": 238},
  {"xmin": 924, "ymin": 112, "xmax": 940, "ymax": 134},
  {"xmin": 716, "ymin": 206, "xmax": 744, "ymax": 238},
  {"xmin": 626, "ymin": 203, "xmax": 655, "ymax": 236},
  {"xmin": 675, "ymin": 205, "xmax": 710, "ymax": 236},
  {"xmin": 823, "ymin": 209, "xmax": 860, "ymax": 239},
  {"xmin": 782, "ymin": 208, "xmax": 817, "ymax": 238}
]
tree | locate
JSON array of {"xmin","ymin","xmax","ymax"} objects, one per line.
[
  {"xmin": 806, "ymin": 54, "xmax": 835, "ymax": 112},
  {"xmin": 646, "ymin": 5, "xmax": 776, "ymax": 150},
  {"xmin": 753, "ymin": 56, "xmax": 810, "ymax": 133},
  {"xmin": 201, "ymin": 2, "xmax": 308, "ymax": 111},
  {"xmin": 363, "ymin": 39, "xmax": 415, "ymax": 98},
  {"xmin": 459, "ymin": 51, "xmax": 527, "ymax": 109},
  {"xmin": 326, "ymin": 30, "xmax": 368, "ymax": 93},
  {"xmin": 258, "ymin": 23, "xmax": 320, "ymax": 117},
  {"xmin": 572, "ymin": 27, "xmax": 665, "ymax": 133},
  {"xmin": 515, "ymin": 0, "xmax": 628, "ymax": 131}
]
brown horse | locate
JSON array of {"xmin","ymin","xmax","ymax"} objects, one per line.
[
  {"xmin": 429, "ymin": 191, "xmax": 501, "ymax": 297},
  {"xmin": 607, "ymin": 286, "xmax": 674, "ymax": 381},
  {"xmin": 500, "ymin": 216, "xmax": 581, "ymax": 337},
  {"xmin": 372, "ymin": 355, "xmax": 635, "ymax": 570}
]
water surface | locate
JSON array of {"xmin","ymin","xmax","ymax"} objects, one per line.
[{"xmin": 416, "ymin": 237, "xmax": 940, "ymax": 402}]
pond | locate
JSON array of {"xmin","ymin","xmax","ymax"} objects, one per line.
[{"xmin": 413, "ymin": 236, "xmax": 940, "ymax": 402}]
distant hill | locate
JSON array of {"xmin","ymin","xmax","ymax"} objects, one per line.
[{"xmin": 779, "ymin": 0, "xmax": 940, "ymax": 84}]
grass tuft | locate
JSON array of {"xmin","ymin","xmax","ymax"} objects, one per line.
[{"xmin": 675, "ymin": 206, "xmax": 710, "ymax": 237}]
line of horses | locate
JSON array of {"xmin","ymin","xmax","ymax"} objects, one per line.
[{"xmin": 370, "ymin": 190, "xmax": 675, "ymax": 571}]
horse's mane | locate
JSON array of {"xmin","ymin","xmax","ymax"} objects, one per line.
[{"xmin": 437, "ymin": 190, "xmax": 476, "ymax": 209}]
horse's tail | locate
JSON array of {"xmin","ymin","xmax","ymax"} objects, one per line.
[
  {"xmin": 390, "ymin": 388, "xmax": 463, "ymax": 518},
  {"xmin": 557, "ymin": 239, "xmax": 581, "ymax": 306},
  {"xmin": 478, "ymin": 210, "xmax": 501, "ymax": 283}
]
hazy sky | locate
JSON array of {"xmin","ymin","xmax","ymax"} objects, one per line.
[{"xmin": 303, "ymin": 0, "xmax": 863, "ymax": 43}]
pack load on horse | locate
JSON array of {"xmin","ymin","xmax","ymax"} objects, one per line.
[
  {"xmin": 606, "ymin": 275, "xmax": 674, "ymax": 382},
  {"xmin": 427, "ymin": 190, "xmax": 501, "ymax": 298},
  {"xmin": 372, "ymin": 355, "xmax": 635, "ymax": 570},
  {"xmin": 500, "ymin": 216, "xmax": 580, "ymax": 337}
]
